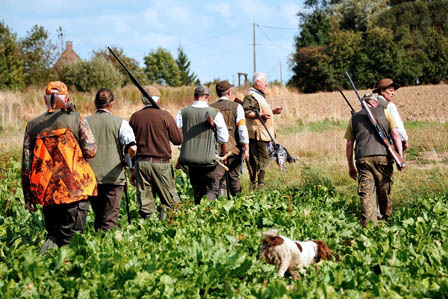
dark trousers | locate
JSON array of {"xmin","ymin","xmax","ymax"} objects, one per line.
[
  {"xmin": 188, "ymin": 165, "xmax": 221, "ymax": 204},
  {"xmin": 89, "ymin": 184, "xmax": 123, "ymax": 231},
  {"xmin": 249, "ymin": 139, "xmax": 269, "ymax": 184},
  {"xmin": 43, "ymin": 200, "xmax": 89, "ymax": 247},
  {"xmin": 217, "ymin": 155, "xmax": 242, "ymax": 196}
]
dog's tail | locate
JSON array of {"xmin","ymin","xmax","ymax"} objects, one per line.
[{"xmin": 314, "ymin": 240, "xmax": 332, "ymax": 260}]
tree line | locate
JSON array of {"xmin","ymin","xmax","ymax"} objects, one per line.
[
  {"xmin": 288, "ymin": 0, "xmax": 448, "ymax": 93},
  {"xmin": 0, "ymin": 22, "xmax": 199, "ymax": 91}
]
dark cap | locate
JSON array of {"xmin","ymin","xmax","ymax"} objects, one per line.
[
  {"xmin": 373, "ymin": 78, "xmax": 400, "ymax": 93},
  {"xmin": 216, "ymin": 80, "xmax": 234, "ymax": 94},
  {"xmin": 194, "ymin": 85, "xmax": 210, "ymax": 97}
]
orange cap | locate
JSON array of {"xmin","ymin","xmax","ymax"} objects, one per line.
[{"xmin": 45, "ymin": 81, "xmax": 69, "ymax": 95}]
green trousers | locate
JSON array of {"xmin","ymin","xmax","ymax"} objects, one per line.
[
  {"xmin": 135, "ymin": 161, "xmax": 179, "ymax": 218},
  {"xmin": 248, "ymin": 139, "xmax": 269, "ymax": 184},
  {"xmin": 356, "ymin": 156, "xmax": 394, "ymax": 226}
]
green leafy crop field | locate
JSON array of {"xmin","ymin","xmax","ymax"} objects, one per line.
[{"xmin": 1, "ymin": 157, "xmax": 448, "ymax": 298}]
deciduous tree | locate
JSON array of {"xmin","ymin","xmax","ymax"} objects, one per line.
[
  {"xmin": 0, "ymin": 22, "xmax": 24, "ymax": 90},
  {"xmin": 144, "ymin": 48, "xmax": 181, "ymax": 87}
]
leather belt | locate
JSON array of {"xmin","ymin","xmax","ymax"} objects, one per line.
[{"xmin": 136, "ymin": 156, "xmax": 170, "ymax": 163}]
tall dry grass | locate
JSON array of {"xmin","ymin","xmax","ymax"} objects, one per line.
[{"xmin": 1, "ymin": 83, "xmax": 447, "ymax": 200}]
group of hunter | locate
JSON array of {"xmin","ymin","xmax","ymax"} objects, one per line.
[{"xmin": 21, "ymin": 72, "xmax": 408, "ymax": 253}]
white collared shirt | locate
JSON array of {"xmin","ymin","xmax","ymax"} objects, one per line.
[
  {"xmin": 377, "ymin": 96, "xmax": 408, "ymax": 141},
  {"xmin": 176, "ymin": 101, "xmax": 229, "ymax": 143},
  {"xmin": 217, "ymin": 96, "xmax": 249, "ymax": 144}
]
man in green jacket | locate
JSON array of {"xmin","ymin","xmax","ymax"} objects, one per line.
[{"xmin": 87, "ymin": 88, "xmax": 137, "ymax": 231}]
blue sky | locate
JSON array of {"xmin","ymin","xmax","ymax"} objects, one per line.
[{"xmin": 2, "ymin": 0, "xmax": 304, "ymax": 85}]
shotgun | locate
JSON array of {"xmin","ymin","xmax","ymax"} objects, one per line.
[
  {"xmin": 107, "ymin": 47, "xmax": 160, "ymax": 110},
  {"xmin": 338, "ymin": 88, "xmax": 355, "ymax": 115},
  {"xmin": 345, "ymin": 72, "xmax": 406, "ymax": 170},
  {"xmin": 123, "ymin": 153, "xmax": 133, "ymax": 225}
]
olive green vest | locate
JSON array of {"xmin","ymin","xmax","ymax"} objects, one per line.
[
  {"xmin": 86, "ymin": 111, "xmax": 125, "ymax": 185},
  {"xmin": 27, "ymin": 110, "xmax": 80, "ymax": 142},
  {"xmin": 179, "ymin": 106, "xmax": 218, "ymax": 167},
  {"xmin": 352, "ymin": 107, "xmax": 390, "ymax": 160},
  {"xmin": 210, "ymin": 99, "xmax": 240, "ymax": 155}
]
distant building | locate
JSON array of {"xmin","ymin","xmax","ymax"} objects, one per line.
[{"xmin": 54, "ymin": 41, "xmax": 80, "ymax": 69}]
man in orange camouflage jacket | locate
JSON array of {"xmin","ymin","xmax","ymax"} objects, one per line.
[{"xmin": 21, "ymin": 81, "xmax": 97, "ymax": 253}]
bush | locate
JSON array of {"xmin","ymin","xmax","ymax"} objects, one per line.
[{"xmin": 58, "ymin": 56, "xmax": 124, "ymax": 92}]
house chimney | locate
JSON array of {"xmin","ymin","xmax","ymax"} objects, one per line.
[{"xmin": 66, "ymin": 41, "xmax": 73, "ymax": 50}]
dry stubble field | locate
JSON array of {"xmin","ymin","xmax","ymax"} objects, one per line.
[{"xmin": 1, "ymin": 84, "xmax": 447, "ymax": 203}]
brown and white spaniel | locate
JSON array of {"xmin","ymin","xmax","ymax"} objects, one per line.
[{"xmin": 258, "ymin": 229, "xmax": 332, "ymax": 279}]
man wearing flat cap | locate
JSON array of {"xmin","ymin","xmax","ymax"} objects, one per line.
[
  {"xmin": 210, "ymin": 80, "xmax": 249, "ymax": 196},
  {"xmin": 21, "ymin": 81, "xmax": 97, "ymax": 253},
  {"xmin": 344, "ymin": 92, "xmax": 403, "ymax": 227},
  {"xmin": 373, "ymin": 78, "xmax": 409, "ymax": 151},
  {"xmin": 176, "ymin": 85, "xmax": 229, "ymax": 204},
  {"xmin": 130, "ymin": 86, "xmax": 183, "ymax": 219}
]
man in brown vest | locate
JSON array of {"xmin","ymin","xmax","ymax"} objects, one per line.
[
  {"xmin": 210, "ymin": 80, "xmax": 249, "ymax": 196},
  {"xmin": 129, "ymin": 86, "xmax": 183, "ymax": 219},
  {"xmin": 344, "ymin": 93, "xmax": 403, "ymax": 226},
  {"xmin": 243, "ymin": 72, "xmax": 282, "ymax": 189}
]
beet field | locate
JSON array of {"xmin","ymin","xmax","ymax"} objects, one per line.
[{"xmin": 1, "ymin": 156, "xmax": 448, "ymax": 298}]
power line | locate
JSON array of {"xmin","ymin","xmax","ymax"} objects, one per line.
[
  {"xmin": 257, "ymin": 24, "xmax": 297, "ymax": 32},
  {"xmin": 180, "ymin": 25, "xmax": 250, "ymax": 49},
  {"xmin": 256, "ymin": 25, "xmax": 291, "ymax": 52}
]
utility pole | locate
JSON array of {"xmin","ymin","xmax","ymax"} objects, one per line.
[
  {"xmin": 279, "ymin": 61, "xmax": 283, "ymax": 85},
  {"xmin": 253, "ymin": 22, "xmax": 256, "ymax": 74}
]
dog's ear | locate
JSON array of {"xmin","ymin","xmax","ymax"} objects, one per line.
[
  {"xmin": 263, "ymin": 236, "xmax": 284, "ymax": 247},
  {"xmin": 314, "ymin": 240, "xmax": 332, "ymax": 260},
  {"xmin": 295, "ymin": 242, "xmax": 302, "ymax": 252}
]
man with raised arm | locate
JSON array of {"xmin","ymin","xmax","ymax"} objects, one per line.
[
  {"xmin": 243, "ymin": 72, "xmax": 282, "ymax": 189},
  {"xmin": 176, "ymin": 85, "xmax": 229, "ymax": 204},
  {"xmin": 345, "ymin": 93, "xmax": 403, "ymax": 227}
]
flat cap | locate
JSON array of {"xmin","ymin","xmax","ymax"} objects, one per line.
[
  {"xmin": 144, "ymin": 86, "xmax": 161, "ymax": 97},
  {"xmin": 216, "ymin": 80, "xmax": 234, "ymax": 94},
  {"xmin": 194, "ymin": 85, "xmax": 210, "ymax": 97},
  {"xmin": 363, "ymin": 92, "xmax": 378, "ymax": 102}
]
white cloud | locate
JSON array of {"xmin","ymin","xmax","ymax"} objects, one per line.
[{"xmin": 207, "ymin": 2, "xmax": 232, "ymax": 19}]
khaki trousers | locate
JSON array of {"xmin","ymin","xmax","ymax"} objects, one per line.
[
  {"xmin": 356, "ymin": 156, "xmax": 394, "ymax": 226},
  {"xmin": 135, "ymin": 161, "xmax": 179, "ymax": 218}
]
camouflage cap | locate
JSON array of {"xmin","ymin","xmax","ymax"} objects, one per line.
[
  {"xmin": 363, "ymin": 92, "xmax": 377, "ymax": 102},
  {"xmin": 194, "ymin": 85, "xmax": 210, "ymax": 97},
  {"xmin": 45, "ymin": 81, "xmax": 69, "ymax": 95}
]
